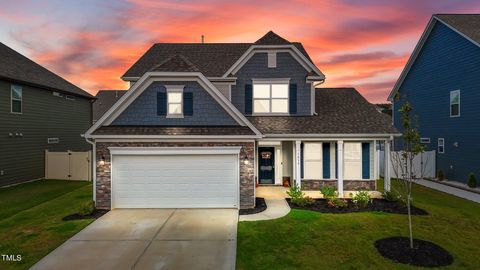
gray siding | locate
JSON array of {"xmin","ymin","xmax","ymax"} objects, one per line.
[
  {"xmin": 112, "ymin": 81, "xmax": 238, "ymax": 126},
  {"xmin": 0, "ymin": 80, "xmax": 92, "ymax": 186},
  {"xmin": 231, "ymin": 52, "xmax": 312, "ymax": 115},
  {"xmin": 394, "ymin": 22, "xmax": 480, "ymax": 183}
]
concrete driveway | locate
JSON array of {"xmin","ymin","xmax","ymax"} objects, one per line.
[{"xmin": 31, "ymin": 209, "xmax": 238, "ymax": 270}]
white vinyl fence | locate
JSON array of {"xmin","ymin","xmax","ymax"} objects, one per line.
[
  {"xmin": 45, "ymin": 150, "xmax": 92, "ymax": 181},
  {"xmin": 379, "ymin": 150, "xmax": 436, "ymax": 179}
]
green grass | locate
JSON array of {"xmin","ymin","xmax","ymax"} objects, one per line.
[
  {"xmin": 0, "ymin": 180, "xmax": 94, "ymax": 270},
  {"xmin": 237, "ymin": 180, "xmax": 480, "ymax": 269}
]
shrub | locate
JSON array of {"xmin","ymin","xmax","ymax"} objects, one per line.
[
  {"xmin": 327, "ymin": 198, "xmax": 348, "ymax": 208},
  {"xmin": 320, "ymin": 186, "xmax": 337, "ymax": 200},
  {"xmin": 78, "ymin": 200, "xmax": 95, "ymax": 216},
  {"xmin": 437, "ymin": 170, "xmax": 444, "ymax": 181},
  {"xmin": 468, "ymin": 173, "xmax": 477, "ymax": 188},
  {"xmin": 287, "ymin": 185, "xmax": 314, "ymax": 206},
  {"xmin": 350, "ymin": 190, "xmax": 371, "ymax": 208},
  {"xmin": 382, "ymin": 190, "xmax": 400, "ymax": 202}
]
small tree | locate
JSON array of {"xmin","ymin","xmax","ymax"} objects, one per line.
[
  {"xmin": 391, "ymin": 101, "xmax": 425, "ymax": 249},
  {"xmin": 468, "ymin": 173, "xmax": 477, "ymax": 188}
]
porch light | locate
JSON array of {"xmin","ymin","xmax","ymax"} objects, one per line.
[
  {"xmin": 243, "ymin": 156, "xmax": 249, "ymax": 165},
  {"xmin": 99, "ymin": 155, "xmax": 106, "ymax": 166}
]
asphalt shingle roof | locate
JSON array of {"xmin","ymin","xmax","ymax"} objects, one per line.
[
  {"xmin": 93, "ymin": 90, "xmax": 127, "ymax": 121},
  {"xmin": 248, "ymin": 88, "xmax": 397, "ymax": 135},
  {"xmin": 122, "ymin": 32, "xmax": 314, "ymax": 78},
  {"xmin": 435, "ymin": 14, "xmax": 480, "ymax": 45},
  {"xmin": 150, "ymin": 54, "xmax": 201, "ymax": 72},
  {"xmin": 0, "ymin": 42, "xmax": 94, "ymax": 98}
]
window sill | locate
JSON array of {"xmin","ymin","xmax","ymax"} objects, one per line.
[{"xmin": 166, "ymin": 114, "xmax": 184, "ymax": 119}]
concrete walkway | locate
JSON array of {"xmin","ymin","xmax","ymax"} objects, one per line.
[
  {"xmin": 239, "ymin": 186, "xmax": 290, "ymax": 221},
  {"xmin": 417, "ymin": 179, "xmax": 480, "ymax": 203},
  {"xmin": 31, "ymin": 209, "xmax": 238, "ymax": 270}
]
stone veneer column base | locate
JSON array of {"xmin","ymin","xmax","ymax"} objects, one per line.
[
  {"xmin": 95, "ymin": 141, "xmax": 255, "ymax": 209},
  {"xmin": 301, "ymin": 179, "xmax": 376, "ymax": 191}
]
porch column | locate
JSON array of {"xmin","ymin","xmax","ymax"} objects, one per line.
[
  {"xmin": 384, "ymin": 140, "xmax": 391, "ymax": 191},
  {"xmin": 337, "ymin": 140, "xmax": 344, "ymax": 197},
  {"xmin": 295, "ymin": 140, "xmax": 302, "ymax": 188}
]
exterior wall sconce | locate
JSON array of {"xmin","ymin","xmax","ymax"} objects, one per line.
[
  {"xmin": 243, "ymin": 156, "xmax": 249, "ymax": 165},
  {"xmin": 99, "ymin": 155, "xmax": 106, "ymax": 166}
]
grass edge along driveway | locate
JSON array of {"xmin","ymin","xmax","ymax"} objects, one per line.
[
  {"xmin": 237, "ymin": 180, "xmax": 480, "ymax": 270},
  {"xmin": 0, "ymin": 180, "xmax": 93, "ymax": 270}
]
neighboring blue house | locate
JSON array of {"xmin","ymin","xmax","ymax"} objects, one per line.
[
  {"xmin": 86, "ymin": 31, "xmax": 396, "ymax": 210},
  {"xmin": 390, "ymin": 14, "xmax": 480, "ymax": 183}
]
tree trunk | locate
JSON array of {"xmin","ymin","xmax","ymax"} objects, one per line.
[{"xmin": 407, "ymin": 193, "xmax": 413, "ymax": 249}]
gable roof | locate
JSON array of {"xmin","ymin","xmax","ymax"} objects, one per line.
[
  {"xmin": 0, "ymin": 42, "xmax": 94, "ymax": 99},
  {"xmin": 93, "ymin": 90, "xmax": 127, "ymax": 121},
  {"xmin": 389, "ymin": 14, "xmax": 480, "ymax": 101},
  {"xmin": 122, "ymin": 32, "xmax": 316, "ymax": 79},
  {"xmin": 255, "ymin": 31, "xmax": 291, "ymax": 45},
  {"xmin": 248, "ymin": 88, "xmax": 397, "ymax": 135},
  {"xmin": 85, "ymin": 71, "xmax": 262, "ymax": 138},
  {"xmin": 150, "ymin": 54, "xmax": 201, "ymax": 72}
]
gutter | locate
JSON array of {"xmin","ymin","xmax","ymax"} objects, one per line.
[{"xmin": 83, "ymin": 135, "xmax": 96, "ymax": 202}]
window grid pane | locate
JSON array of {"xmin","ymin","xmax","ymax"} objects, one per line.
[{"xmin": 254, "ymin": 99, "xmax": 270, "ymax": 113}]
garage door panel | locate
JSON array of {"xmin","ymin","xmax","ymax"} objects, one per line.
[{"xmin": 112, "ymin": 154, "xmax": 238, "ymax": 208}]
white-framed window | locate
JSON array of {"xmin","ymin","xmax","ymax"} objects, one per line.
[
  {"xmin": 253, "ymin": 79, "xmax": 289, "ymax": 114},
  {"xmin": 166, "ymin": 86, "xmax": 184, "ymax": 117},
  {"xmin": 267, "ymin": 52, "xmax": 277, "ymax": 68},
  {"xmin": 303, "ymin": 142, "xmax": 323, "ymax": 179},
  {"xmin": 11, "ymin": 84, "xmax": 22, "ymax": 114},
  {"xmin": 420, "ymin": 137, "xmax": 431, "ymax": 144},
  {"xmin": 450, "ymin": 90, "xmax": 460, "ymax": 117},
  {"xmin": 438, "ymin": 138, "xmax": 445, "ymax": 154},
  {"xmin": 47, "ymin": 138, "xmax": 60, "ymax": 144}
]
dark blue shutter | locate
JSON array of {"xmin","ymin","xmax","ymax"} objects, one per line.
[
  {"xmin": 323, "ymin": 143, "xmax": 330, "ymax": 179},
  {"xmin": 245, "ymin": 84, "xmax": 252, "ymax": 115},
  {"xmin": 300, "ymin": 142, "xmax": 304, "ymax": 179},
  {"xmin": 184, "ymin": 92, "xmax": 193, "ymax": 116},
  {"xmin": 289, "ymin": 83, "xmax": 297, "ymax": 114},
  {"xmin": 157, "ymin": 92, "xmax": 167, "ymax": 116},
  {"xmin": 335, "ymin": 143, "xmax": 338, "ymax": 179},
  {"xmin": 362, "ymin": 143, "xmax": 370, "ymax": 179}
]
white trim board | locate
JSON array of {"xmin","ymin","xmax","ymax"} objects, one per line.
[
  {"xmin": 388, "ymin": 15, "xmax": 480, "ymax": 101},
  {"xmin": 223, "ymin": 45, "xmax": 325, "ymax": 79},
  {"xmin": 85, "ymin": 72, "xmax": 261, "ymax": 138},
  {"xmin": 108, "ymin": 146, "xmax": 242, "ymax": 155}
]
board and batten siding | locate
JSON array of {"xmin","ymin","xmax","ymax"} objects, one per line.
[
  {"xmin": 0, "ymin": 80, "xmax": 92, "ymax": 186},
  {"xmin": 231, "ymin": 52, "xmax": 313, "ymax": 115},
  {"xmin": 393, "ymin": 22, "xmax": 480, "ymax": 182}
]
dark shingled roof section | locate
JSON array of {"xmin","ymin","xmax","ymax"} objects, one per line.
[
  {"xmin": 92, "ymin": 126, "xmax": 256, "ymax": 136},
  {"xmin": 255, "ymin": 31, "xmax": 291, "ymax": 45},
  {"xmin": 93, "ymin": 90, "xmax": 127, "ymax": 121},
  {"xmin": 122, "ymin": 40, "xmax": 314, "ymax": 78},
  {"xmin": 150, "ymin": 54, "xmax": 200, "ymax": 72},
  {"xmin": 248, "ymin": 88, "xmax": 398, "ymax": 135},
  {"xmin": 435, "ymin": 14, "xmax": 480, "ymax": 45},
  {"xmin": 0, "ymin": 42, "xmax": 94, "ymax": 98}
]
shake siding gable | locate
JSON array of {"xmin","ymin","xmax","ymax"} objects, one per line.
[{"xmin": 394, "ymin": 22, "xmax": 480, "ymax": 183}]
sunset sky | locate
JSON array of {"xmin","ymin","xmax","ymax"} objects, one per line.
[{"xmin": 1, "ymin": 0, "xmax": 479, "ymax": 102}]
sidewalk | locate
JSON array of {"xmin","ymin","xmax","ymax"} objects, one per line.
[{"xmin": 417, "ymin": 179, "xmax": 480, "ymax": 203}]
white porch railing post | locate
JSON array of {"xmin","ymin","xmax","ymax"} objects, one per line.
[
  {"xmin": 384, "ymin": 140, "xmax": 391, "ymax": 191},
  {"xmin": 337, "ymin": 140, "xmax": 344, "ymax": 197},
  {"xmin": 295, "ymin": 140, "xmax": 302, "ymax": 188}
]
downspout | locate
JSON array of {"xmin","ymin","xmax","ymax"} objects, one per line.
[{"xmin": 83, "ymin": 135, "xmax": 96, "ymax": 202}]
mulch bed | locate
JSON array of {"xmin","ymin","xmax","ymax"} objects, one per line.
[
  {"xmin": 62, "ymin": 209, "xmax": 109, "ymax": 221},
  {"xmin": 240, "ymin": 197, "xmax": 267, "ymax": 215},
  {"xmin": 286, "ymin": 198, "xmax": 428, "ymax": 215},
  {"xmin": 375, "ymin": 237, "xmax": 454, "ymax": 267}
]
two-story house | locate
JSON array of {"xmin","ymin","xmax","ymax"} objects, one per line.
[
  {"xmin": 85, "ymin": 31, "xmax": 397, "ymax": 209},
  {"xmin": 390, "ymin": 14, "xmax": 480, "ymax": 183},
  {"xmin": 0, "ymin": 42, "xmax": 95, "ymax": 187}
]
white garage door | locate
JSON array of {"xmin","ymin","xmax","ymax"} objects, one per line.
[{"xmin": 112, "ymin": 154, "xmax": 238, "ymax": 208}]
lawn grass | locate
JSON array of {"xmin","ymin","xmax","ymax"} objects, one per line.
[
  {"xmin": 0, "ymin": 180, "xmax": 90, "ymax": 220},
  {"xmin": 0, "ymin": 181, "xmax": 94, "ymax": 270},
  {"xmin": 237, "ymin": 180, "xmax": 480, "ymax": 269}
]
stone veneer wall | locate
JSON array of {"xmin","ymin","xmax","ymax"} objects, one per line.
[
  {"xmin": 301, "ymin": 179, "xmax": 376, "ymax": 191},
  {"xmin": 95, "ymin": 141, "xmax": 255, "ymax": 209}
]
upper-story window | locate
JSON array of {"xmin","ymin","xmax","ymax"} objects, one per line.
[
  {"xmin": 450, "ymin": 90, "xmax": 460, "ymax": 117},
  {"xmin": 438, "ymin": 138, "xmax": 445, "ymax": 154},
  {"xmin": 11, "ymin": 84, "xmax": 22, "ymax": 114},
  {"xmin": 253, "ymin": 79, "xmax": 289, "ymax": 114},
  {"xmin": 166, "ymin": 86, "xmax": 183, "ymax": 118}
]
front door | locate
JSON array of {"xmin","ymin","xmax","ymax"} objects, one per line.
[{"xmin": 258, "ymin": 147, "xmax": 275, "ymax": 184}]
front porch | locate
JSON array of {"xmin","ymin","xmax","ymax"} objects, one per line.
[{"xmin": 254, "ymin": 139, "xmax": 392, "ymax": 198}]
